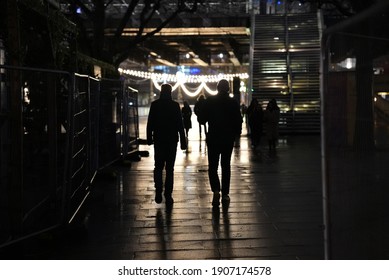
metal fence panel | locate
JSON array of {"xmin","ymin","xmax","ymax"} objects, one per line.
[
  {"xmin": 123, "ymin": 85, "xmax": 139, "ymax": 158},
  {"xmin": 65, "ymin": 74, "xmax": 100, "ymax": 223},
  {"xmin": 0, "ymin": 66, "xmax": 140, "ymax": 249},
  {"xmin": 321, "ymin": 2, "xmax": 389, "ymax": 259},
  {"xmin": 98, "ymin": 79, "xmax": 123, "ymax": 168},
  {"xmin": 0, "ymin": 66, "xmax": 70, "ymax": 247}
]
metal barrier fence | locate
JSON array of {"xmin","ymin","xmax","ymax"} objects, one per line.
[
  {"xmin": 65, "ymin": 74, "xmax": 100, "ymax": 224},
  {"xmin": 321, "ymin": 2, "xmax": 389, "ymax": 259},
  {"xmin": 0, "ymin": 65, "xmax": 139, "ymax": 249},
  {"xmin": 0, "ymin": 66, "xmax": 71, "ymax": 247},
  {"xmin": 124, "ymin": 86, "xmax": 140, "ymax": 159}
]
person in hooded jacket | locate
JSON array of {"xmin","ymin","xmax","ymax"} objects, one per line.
[
  {"xmin": 147, "ymin": 83, "xmax": 187, "ymax": 207},
  {"xmin": 194, "ymin": 95, "xmax": 207, "ymax": 139},
  {"xmin": 246, "ymin": 98, "xmax": 263, "ymax": 149},
  {"xmin": 198, "ymin": 79, "xmax": 242, "ymax": 207},
  {"xmin": 181, "ymin": 100, "xmax": 192, "ymax": 137}
]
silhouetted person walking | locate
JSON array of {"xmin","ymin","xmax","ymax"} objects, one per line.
[
  {"xmin": 246, "ymin": 98, "xmax": 263, "ymax": 149},
  {"xmin": 264, "ymin": 98, "xmax": 280, "ymax": 152},
  {"xmin": 199, "ymin": 79, "xmax": 242, "ymax": 207},
  {"xmin": 240, "ymin": 103, "xmax": 248, "ymax": 129},
  {"xmin": 147, "ymin": 83, "xmax": 187, "ymax": 206},
  {"xmin": 181, "ymin": 100, "xmax": 192, "ymax": 137},
  {"xmin": 194, "ymin": 95, "xmax": 207, "ymax": 139}
]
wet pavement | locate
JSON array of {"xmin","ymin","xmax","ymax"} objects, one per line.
[
  {"xmin": 57, "ymin": 115, "xmax": 324, "ymax": 260},
  {"xmin": 3, "ymin": 115, "xmax": 324, "ymax": 260}
]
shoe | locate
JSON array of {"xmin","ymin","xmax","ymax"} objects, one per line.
[
  {"xmin": 165, "ymin": 196, "xmax": 174, "ymax": 206},
  {"xmin": 155, "ymin": 191, "xmax": 162, "ymax": 204},
  {"xmin": 212, "ymin": 192, "xmax": 220, "ymax": 207}
]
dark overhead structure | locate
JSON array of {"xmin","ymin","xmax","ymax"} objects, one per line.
[{"xmin": 58, "ymin": 0, "xmax": 251, "ymax": 69}]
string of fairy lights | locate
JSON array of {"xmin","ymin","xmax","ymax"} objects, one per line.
[{"xmin": 118, "ymin": 68, "xmax": 249, "ymax": 97}]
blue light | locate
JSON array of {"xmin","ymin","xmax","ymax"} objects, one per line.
[
  {"xmin": 190, "ymin": 67, "xmax": 201, "ymax": 75},
  {"xmin": 154, "ymin": 65, "xmax": 167, "ymax": 71},
  {"xmin": 76, "ymin": 7, "xmax": 82, "ymax": 14}
]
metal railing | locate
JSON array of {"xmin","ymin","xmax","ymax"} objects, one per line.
[
  {"xmin": 0, "ymin": 65, "xmax": 139, "ymax": 249},
  {"xmin": 0, "ymin": 65, "xmax": 71, "ymax": 247}
]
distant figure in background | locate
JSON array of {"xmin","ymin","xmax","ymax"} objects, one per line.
[
  {"xmin": 194, "ymin": 95, "xmax": 207, "ymax": 139},
  {"xmin": 181, "ymin": 101, "xmax": 192, "ymax": 137},
  {"xmin": 147, "ymin": 83, "xmax": 187, "ymax": 207},
  {"xmin": 240, "ymin": 103, "xmax": 248, "ymax": 130},
  {"xmin": 246, "ymin": 98, "xmax": 263, "ymax": 149},
  {"xmin": 199, "ymin": 79, "xmax": 242, "ymax": 207},
  {"xmin": 264, "ymin": 98, "xmax": 280, "ymax": 152}
]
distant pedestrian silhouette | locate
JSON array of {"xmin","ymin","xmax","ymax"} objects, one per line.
[
  {"xmin": 240, "ymin": 103, "xmax": 248, "ymax": 130},
  {"xmin": 194, "ymin": 95, "xmax": 207, "ymax": 139},
  {"xmin": 147, "ymin": 83, "xmax": 187, "ymax": 206},
  {"xmin": 264, "ymin": 98, "xmax": 280, "ymax": 152},
  {"xmin": 246, "ymin": 98, "xmax": 263, "ymax": 149},
  {"xmin": 199, "ymin": 79, "xmax": 242, "ymax": 207},
  {"xmin": 181, "ymin": 101, "xmax": 192, "ymax": 137}
]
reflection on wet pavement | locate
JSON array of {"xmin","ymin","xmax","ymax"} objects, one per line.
[{"xmin": 62, "ymin": 116, "xmax": 324, "ymax": 260}]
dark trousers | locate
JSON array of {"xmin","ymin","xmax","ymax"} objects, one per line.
[
  {"xmin": 249, "ymin": 125, "xmax": 262, "ymax": 147},
  {"xmin": 199, "ymin": 123, "xmax": 207, "ymax": 138},
  {"xmin": 154, "ymin": 141, "xmax": 177, "ymax": 196},
  {"xmin": 206, "ymin": 137, "xmax": 234, "ymax": 195}
]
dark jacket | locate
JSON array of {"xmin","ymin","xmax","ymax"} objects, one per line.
[
  {"xmin": 181, "ymin": 103, "xmax": 192, "ymax": 129},
  {"xmin": 147, "ymin": 92, "xmax": 186, "ymax": 146},
  {"xmin": 199, "ymin": 92, "xmax": 242, "ymax": 142},
  {"xmin": 194, "ymin": 97, "xmax": 206, "ymax": 120},
  {"xmin": 247, "ymin": 100, "xmax": 264, "ymax": 130}
]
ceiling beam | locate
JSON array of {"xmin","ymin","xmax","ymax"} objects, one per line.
[
  {"xmin": 222, "ymin": 38, "xmax": 241, "ymax": 66},
  {"xmin": 186, "ymin": 39, "xmax": 210, "ymax": 66},
  {"xmin": 139, "ymin": 40, "xmax": 179, "ymax": 67},
  {"xmin": 105, "ymin": 27, "xmax": 249, "ymax": 37},
  {"xmin": 184, "ymin": 51, "xmax": 207, "ymax": 66}
]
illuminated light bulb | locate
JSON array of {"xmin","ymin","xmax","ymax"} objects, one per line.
[
  {"xmin": 162, "ymin": 73, "xmax": 168, "ymax": 83},
  {"xmin": 119, "ymin": 68, "xmax": 249, "ymax": 91},
  {"xmin": 176, "ymin": 71, "xmax": 186, "ymax": 84},
  {"xmin": 346, "ymin": 58, "xmax": 353, "ymax": 69}
]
